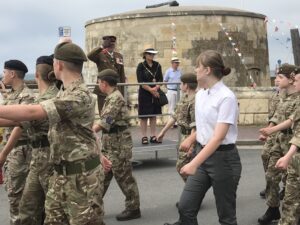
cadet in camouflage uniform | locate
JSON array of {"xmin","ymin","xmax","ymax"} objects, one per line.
[
  {"xmin": 0, "ymin": 60, "xmax": 34, "ymax": 225},
  {"xmin": 263, "ymin": 69, "xmax": 300, "ymax": 225},
  {"xmin": 157, "ymin": 73, "xmax": 197, "ymax": 181},
  {"xmin": 258, "ymin": 64, "xmax": 299, "ymax": 225},
  {"xmin": 278, "ymin": 113, "xmax": 300, "ymax": 225},
  {"xmin": 87, "ymin": 35, "xmax": 126, "ymax": 112},
  {"xmin": 259, "ymin": 84, "xmax": 282, "ymax": 198},
  {"xmin": 18, "ymin": 56, "xmax": 59, "ymax": 225},
  {"xmin": 93, "ymin": 69, "xmax": 141, "ymax": 221},
  {"xmin": 0, "ymin": 56, "xmax": 59, "ymax": 225},
  {"xmin": 274, "ymin": 68, "xmax": 300, "ymax": 225},
  {"xmin": 0, "ymin": 43, "xmax": 108, "ymax": 225}
]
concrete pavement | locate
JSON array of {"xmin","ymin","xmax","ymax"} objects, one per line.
[{"xmin": 0, "ymin": 126, "xmax": 269, "ymax": 225}]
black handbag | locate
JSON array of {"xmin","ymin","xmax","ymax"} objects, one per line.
[{"xmin": 153, "ymin": 89, "xmax": 168, "ymax": 106}]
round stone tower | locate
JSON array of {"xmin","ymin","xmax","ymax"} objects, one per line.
[{"xmin": 85, "ymin": 5, "xmax": 270, "ymax": 87}]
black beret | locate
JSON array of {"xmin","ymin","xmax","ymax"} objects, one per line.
[
  {"xmin": 277, "ymin": 63, "xmax": 296, "ymax": 76},
  {"xmin": 181, "ymin": 73, "xmax": 197, "ymax": 84},
  {"xmin": 97, "ymin": 69, "xmax": 119, "ymax": 82},
  {"xmin": 36, "ymin": 55, "xmax": 53, "ymax": 66},
  {"xmin": 4, "ymin": 60, "xmax": 28, "ymax": 73},
  {"xmin": 54, "ymin": 42, "xmax": 87, "ymax": 64}
]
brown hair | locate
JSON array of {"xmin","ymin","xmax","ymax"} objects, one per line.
[
  {"xmin": 196, "ymin": 50, "xmax": 231, "ymax": 79},
  {"xmin": 36, "ymin": 64, "xmax": 56, "ymax": 83}
]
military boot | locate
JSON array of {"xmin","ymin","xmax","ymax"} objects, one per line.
[
  {"xmin": 259, "ymin": 189, "xmax": 266, "ymax": 199},
  {"xmin": 258, "ymin": 207, "xmax": 281, "ymax": 224},
  {"xmin": 116, "ymin": 208, "xmax": 141, "ymax": 221}
]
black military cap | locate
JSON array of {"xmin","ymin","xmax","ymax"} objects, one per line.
[
  {"xmin": 4, "ymin": 60, "xmax": 28, "ymax": 73},
  {"xmin": 36, "ymin": 55, "xmax": 53, "ymax": 66},
  {"xmin": 277, "ymin": 63, "xmax": 296, "ymax": 76},
  {"xmin": 102, "ymin": 35, "xmax": 117, "ymax": 41},
  {"xmin": 181, "ymin": 73, "xmax": 197, "ymax": 84},
  {"xmin": 54, "ymin": 42, "xmax": 87, "ymax": 64}
]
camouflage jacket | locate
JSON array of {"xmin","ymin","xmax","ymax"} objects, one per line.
[
  {"xmin": 2, "ymin": 83, "xmax": 35, "ymax": 141},
  {"xmin": 269, "ymin": 91, "xmax": 299, "ymax": 125},
  {"xmin": 290, "ymin": 108, "xmax": 300, "ymax": 148},
  {"xmin": 40, "ymin": 78, "xmax": 98, "ymax": 164},
  {"xmin": 172, "ymin": 93, "xmax": 196, "ymax": 131},
  {"xmin": 268, "ymin": 90, "xmax": 281, "ymax": 120},
  {"xmin": 97, "ymin": 88, "xmax": 129, "ymax": 131},
  {"xmin": 21, "ymin": 84, "xmax": 59, "ymax": 142}
]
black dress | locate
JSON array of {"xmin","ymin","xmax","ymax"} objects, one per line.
[{"xmin": 136, "ymin": 60, "xmax": 163, "ymax": 117}]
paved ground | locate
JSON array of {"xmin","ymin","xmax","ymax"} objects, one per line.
[{"xmin": 0, "ymin": 126, "xmax": 271, "ymax": 225}]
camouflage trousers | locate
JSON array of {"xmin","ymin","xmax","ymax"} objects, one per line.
[
  {"xmin": 176, "ymin": 150, "xmax": 191, "ymax": 182},
  {"xmin": 103, "ymin": 156, "xmax": 140, "ymax": 211},
  {"xmin": 102, "ymin": 131, "xmax": 140, "ymax": 211},
  {"xmin": 278, "ymin": 153, "xmax": 300, "ymax": 225},
  {"xmin": 19, "ymin": 148, "xmax": 53, "ymax": 225},
  {"xmin": 261, "ymin": 134, "xmax": 276, "ymax": 172},
  {"xmin": 44, "ymin": 165, "xmax": 105, "ymax": 225},
  {"xmin": 266, "ymin": 132, "xmax": 291, "ymax": 207},
  {"xmin": 4, "ymin": 145, "xmax": 32, "ymax": 225},
  {"xmin": 176, "ymin": 133, "xmax": 195, "ymax": 182}
]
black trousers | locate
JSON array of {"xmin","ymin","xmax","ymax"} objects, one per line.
[{"xmin": 178, "ymin": 145, "xmax": 242, "ymax": 225}]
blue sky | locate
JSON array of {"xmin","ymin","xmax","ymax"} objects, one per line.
[{"xmin": 0, "ymin": 0, "xmax": 299, "ymax": 74}]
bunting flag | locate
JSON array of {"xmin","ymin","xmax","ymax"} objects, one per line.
[
  {"xmin": 218, "ymin": 22, "xmax": 257, "ymax": 88},
  {"xmin": 264, "ymin": 16, "xmax": 295, "ymax": 60}
]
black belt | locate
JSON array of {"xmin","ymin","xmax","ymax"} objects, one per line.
[
  {"xmin": 103, "ymin": 126, "xmax": 128, "ymax": 134},
  {"xmin": 167, "ymin": 88, "xmax": 177, "ymax": 91},
  {"xmin": 281, "ymin": 128, "xmax": 293, "ymax": 135},
  {"xmin": 54, "ymin": 157, "xmax": 100, "ymax": 176},
  {"xmin": 15, "ymin": 140, "xmax": 30, "ymax": 147},
  {"xmin": 31, "ymin": 136, "xmax": 50, "ymax": 148},
  {"xmin": 180, "ymin": 127, "xmax": 191, "ymax": 135},
  {"xmin": 199, "ymin": 143, "xmax": 235, "ymax": 151}
]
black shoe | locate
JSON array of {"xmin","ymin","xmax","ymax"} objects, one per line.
[
  {"xmin": 116, "ymin": 208, "xmax": 141, "ymax": 221},
  {"xmin": 260, "ymin": 189, "xmax": 266, "ymax": 199},
  {"xmin": 175, "ymin": 202, "xmax": 179, "ymax": 208},
  {"xmin": 164, "ymin": 222, "xmax": 180, "ymax": 225},
  {"xmin": 279, "ymin": 188, "xmax": 285, "ymax": 200},
  {"xmin": 258, "ymin": 207, "xmax": 281, "ymax": 224}
]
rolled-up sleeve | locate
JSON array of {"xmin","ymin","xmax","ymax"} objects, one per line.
[{"xmin": 40, "ymin": 99, "xmax": 61, "ymax": 126}]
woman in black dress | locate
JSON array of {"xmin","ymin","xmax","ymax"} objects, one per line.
[{"xmin": 136, "ymin": 48, "xmax": 163, "ymax": 144}]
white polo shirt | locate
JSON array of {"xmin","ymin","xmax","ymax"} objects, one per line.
[{"xmin": 195, "ymin": 81, "xmax": 238, "ymax": 145}]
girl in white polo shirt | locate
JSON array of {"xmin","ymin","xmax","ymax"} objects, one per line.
[{"xmin": 164, "ymin": 50, "xmax": 242, "ymax": 225}]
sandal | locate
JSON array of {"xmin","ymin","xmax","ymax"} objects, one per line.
[
  {"xmin": 150, "ymin": 136, "xmax": 162, "ymax": 144},
  {"xmin": 142, "ymin": 136, "xmax": 149, "ymax": 145}
]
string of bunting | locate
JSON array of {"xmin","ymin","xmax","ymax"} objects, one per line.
[
  {"xmin": 218, "ymin": 22, "xmax": 257, "ymax": 87},
  {"xmin": 265, "ymin": 17, "xmax": 298, "ymax": 50},
  {"xmin": 168, "ymin": 6, "xmax": 178, "ymax": 58}
]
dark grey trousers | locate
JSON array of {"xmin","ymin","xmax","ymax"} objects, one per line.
[{"xmin": 178, "ymin": 146, "xmax": 242, "ymax": 225}]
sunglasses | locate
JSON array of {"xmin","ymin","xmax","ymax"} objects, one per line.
[
  {"xmin": 103, "ymin": 37, "xmax": 116, "ymax": 42},
  {"xmin": 146, "ymin": 53, "xmax": 155, "ymax": 56}
]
